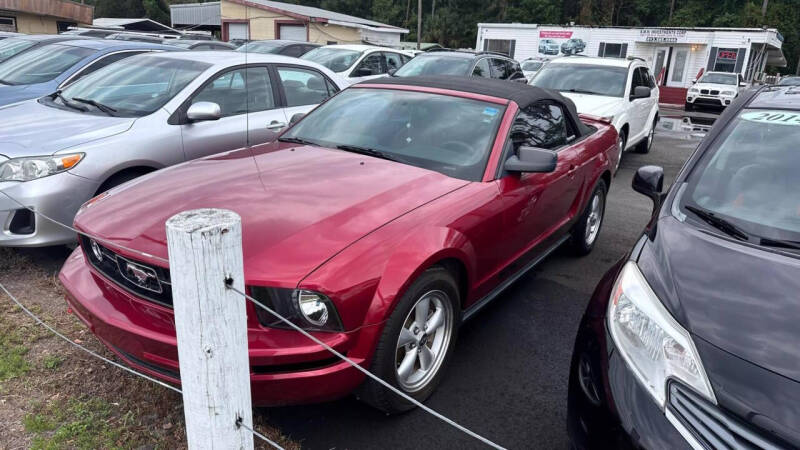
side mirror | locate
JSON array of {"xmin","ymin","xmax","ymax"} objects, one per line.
[
  {"xmin": 387, "ymin": 68, "xmax": 397, "ymax": 76},
  {"xmin": 354, "ymin": 67, "xmax": 374, "ymax": 77},
  {"xmin": 632, "ymin": 165, "xmax": 664, "ymax": 208},
  {"xmin": 290, "ymin": 112, "xmax": 305, "ymax": 125},
  {"xmin": 186, "ymin": 101, "xmax": 221, "ymax": 122},
  {"xmin": 505, "ymin": 146, "xmax": 558, "ymax": 173},
  {"xmin": 691, "ymin": 79, "xmax": 697, "ymax": 84},
  {"xmin": 630, "ymin": 86, "xmax": 651, "ymax": 100}
]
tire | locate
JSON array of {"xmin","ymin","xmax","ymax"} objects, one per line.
[
  {"xmin": 613, "ymin": 130, "xmax": 626, "ymax": 175},
  {"xmin": 358, "ymin": 266, "xmax": 461, "ymax": 414},
  {"xmin": 570, "ymin": 180, "xmax": 607, "ymax": 256},
  {"xmin": 635, "ymin": 118, "xmax": 656, "ymax": 154}
]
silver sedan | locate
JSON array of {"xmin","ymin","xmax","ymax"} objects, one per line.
[{"xmin": 0, "ymin": 51, "xmax": 345, "ymax": 246}]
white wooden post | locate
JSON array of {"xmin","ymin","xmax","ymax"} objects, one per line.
[{"xmin": 166, "ymin": 209, "xmax": 254, "ymax": 450}]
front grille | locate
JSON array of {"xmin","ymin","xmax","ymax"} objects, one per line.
[
  {"xmin": 700, "ymin": 89, "xmax": 709, "ymax": 95},
  {"xmin": 668, "ymin": 382, "xmax": 789, "ymax": 449},
  {"xmin": 79, "ymin": 235, "xmax": 173, "ymax": 308},
  {"xmin": 710, "ymin": 90, "xmax": 720, "ymax": 96}
]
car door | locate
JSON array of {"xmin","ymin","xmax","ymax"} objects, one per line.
[
  {"xmin": 495, "ymin": 101, "xmax": 581, "ymax": 268},
  {"xmin": 629, "ymin": 67, "xmax": 651, "ymax": 142},
  {"xmin": 179, "ymin": 67, "xmax": 264, "ymax": 160},
  {"xmin": 274, "ymin": 65, "xmax": 339, "ymax": 126},
  {"xmin": 348, "ymin": 51, "xmax": 385, "ymax": 83}
]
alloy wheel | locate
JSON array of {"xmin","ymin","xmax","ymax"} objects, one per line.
[
  {"xmin": 395, "ymin": 290, "xmax": 454, "ymax": 392},
  {"xmin": 584, "ymin": 190, "xmax": 604, "ymax": 247}
]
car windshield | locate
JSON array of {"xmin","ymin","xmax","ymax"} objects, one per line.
[
  {"xmin": 236, "ymin": 41, "xmax": 283, "ymax": 54},
  {"xmin": 531, "ymin": 64, "xmax": 627, "ymax": 97},
  {"xmin": 680, "ymin": 109, "xmax": 800, "ymax": 244},
  {"xmin": 393, "ymin": 55, "xmax": 472, "ymax": 76},
  {"xmin": 0, "ymin": 43, "xmax": 93, "ymax": 85},
  {"xmin": 52, "ymin": 55, "xmax": 210, "ymax": 117},
  {"xmin": 0, "ymin": 37, "xmax": 36, "ymax": 63},
  {"xmin": 522, "ymin": 61, "xmax": 543, "ymax": 71},
  {"xmin": 699, "ymin": 73, "xmax": 737, "ymax": 85},
  {"xmin": 777, "ymin": 77, "xmax": 800, "ymax": 86},
  {"xmin": 282, "ymin": 88, "xmax": 506, "ymax": 181},
  {"xmin": 301, "ymin": 47, "xmax": 362, "ymax": 72}
]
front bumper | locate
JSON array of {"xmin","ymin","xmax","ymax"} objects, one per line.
[
  {"xmin": 0, "ymin": 172, "xmax": 99, "ymax": 247},
  {"xmin": 59, "ymin": 248, "xmax": 380, "ymax": 406},
  {"xmin": 686, "ymin": 95, "xmax": 734, "ymax": 107}
]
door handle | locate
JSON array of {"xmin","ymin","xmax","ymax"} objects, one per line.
[
  {"xmin": 567, "ymin": 164, "xmax": 577, "ymax": 177},
  {"xmin": 267, "ymin": 121, "xmax": 286, "ymax": 130}
]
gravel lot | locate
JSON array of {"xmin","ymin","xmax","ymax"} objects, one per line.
[{"xmin": 0, "ymin": 108, "xmax": 711, "ymax": 449}]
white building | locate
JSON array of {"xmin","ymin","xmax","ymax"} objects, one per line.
[{"xmin": 477, "ymin": 24, "xmax": 785, "ymax": 101}]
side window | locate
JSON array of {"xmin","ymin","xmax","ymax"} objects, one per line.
[
  {"xmin": 472, "ymin": 58, "xmax": 491, "ymax": 78},
  {"xmin": 508, "ymin": 60, "xmax": 523, "ymax": 79},
  {"xmin": 277, "ymin": 66, "xmax": 333, "ymax": 107},
  {"xmin": 641, "ymin": 67, "xmax": 656, "ymax": 88},
  {"xmin": 488, "ymin": 58, "xmax": 509, "ymax": 79},
  {"xmin": 352, "ymin": 53, "xmax": 384, "ymax": 77},
  {"xmin": 191, "ymin": 67, "xmax": 274, "ymax": 117},
  {"xmin": 69, "ymin": 51, "xmax": 146, "ymax": 84},
  {"xmin": 510, "ymin": 102, "xmax": 568, "ymax": 150},
  {"xmin": 281, "ymin": 45, "xmax": 305, "ymax": 58},
  {"xmin": 383, "ymin": 52, "xmax": 404, "ymax": 71},
  {"xmin": 400, "ymin": 54, "xmax": 412, "ymax": 64}
]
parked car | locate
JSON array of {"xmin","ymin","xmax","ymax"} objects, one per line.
[
  {"xmin": 60, "ymin": 76, "xmax": 618, "ymax": 412},
  {"xmin": 0, "ymin": 39, "xmax": 178, "ymax": 107},
  {"xmin": 0, "ymin": 52, "xmax": 344, "ymax": 247},
  {"xmin": 560, "ymin": 38, "xmax": 586, "ymax": 55},
  {"xmin": 237, "ymin": 39, "xmax": 320, "ymax": 57},
  {"xmin": 0, "ymin": 34, "xmax": 85, "ymax": 64},
  {"xmin": 166, "ymin": 39, "xmax": 235, "ymax": 51},
  {"xmin": 301, "ymin": 44, "xmax": 413, "ymax": 85},
  {"xmin": 392, "ymin": 50, "xmax": 527, "ymax": 82},
  {"xmin": 777, "ymin": 75, "xmax": 800, "ymax": 86},
  {"xmin": 539, "ymin": 39, "xmax": 560, "ymax": 55},
  {"xmin": 568, "ymin": 85, "xmax": 800, "ymax": 450},
  {"xmin": 521, "ymin": 57, "xmax": 548, "ymax": 82},
  {"xmin": 531, "ymin": 56, "xmax": 660, "ymax": 172},
  {"xmin": 686, "ymin": 71, "xmax": 746, "ymax": 110}
]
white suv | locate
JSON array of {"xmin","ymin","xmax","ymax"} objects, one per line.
[
  {"xmin": 530, "ymin": 56, "xmax": 660, "ymax": 172},
  {"xmin": 685, "ymin": 71, "xmax": 744, "ymax": 110}
]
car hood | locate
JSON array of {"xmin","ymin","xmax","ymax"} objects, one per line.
[
  {"xmin": 74, "ymin": 143, "xmax": 468, "ymax": 284},
  {"xmin": 0, "ymin": 99, "xmax": 134, "ymax": 158},
  {"xmin": 638, "ymin": 216, "xmax": 800, "ymax": 383},
  {"xmin": 559, "ymin": 93, "xmax": 623, "ymax": 118}
]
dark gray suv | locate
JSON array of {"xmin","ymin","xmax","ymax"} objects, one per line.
[{"xmin": 392, "ymin": 49, "xmax": 526, "ymax": 82}]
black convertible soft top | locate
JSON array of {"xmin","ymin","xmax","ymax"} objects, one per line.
[{"xmin": 357, "ymin": 75, "xmax": 593, "ymax": 136}]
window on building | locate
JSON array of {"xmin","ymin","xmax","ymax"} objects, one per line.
[
  {"xmin": 0, "ymin": 16, "xmax": 16, "ymax": 32},
  {"xmin": 713, "ymin": 48, "xmax": 739, "ymax": 72},
  {"xmin": 483, "ymin": 39, "xmax": 516, "ymax": 58},
  {"xmin": 598, "ymin": 42, "xmax": 628, "ymax": 58}
]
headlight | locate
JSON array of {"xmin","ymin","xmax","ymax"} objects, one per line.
[
  {"xmin": 250, "ymin": 286, "xmax": 343, "ymax": 332},
  {"xmin": 608, "ymin": 262, "xmax": 715, "ymax": 408},
  {"xmin": 689, "ymin": 88, "xmax": 699, "ymax": 93},
  {"xmin": 0, "ymin": 153, "xmax": 84, "ymax": 182},
  {"xmin": 721, "ymin": 90, "xmax": 735, "ymax": 96}
]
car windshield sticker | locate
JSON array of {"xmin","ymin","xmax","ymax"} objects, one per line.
[
  {"xmin": 483, "ymin": 107, "xmax": 499, "ymax": 116},
  {"xmin": 741, "ymin": 110, "xmax": 800, "ymax": 126}
]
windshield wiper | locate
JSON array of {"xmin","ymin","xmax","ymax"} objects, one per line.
[
  {"xmin": 685, "ymin": 205, "xmax": 749, "ymax": 241},
  {"xmin": 51, "ymin": 90, "xmax": 87, "ymax": 112},
  {"xmin": 72, "ymin": 97, "xmax": 117, "ymax": 116},
  {"xmin": 759, "ymin": 237, "xmax": 800, "ymax": 251},
  {"xmin": 565, "ymin": 88, "xmax": 600, "ymax": 95},
  {"xmin": 278, "ymin": 136, "xmax": 320, "ymax": 146},
  {"xmin": 335, "ymin": 144, "xmax": 402, "ymax": 163}
]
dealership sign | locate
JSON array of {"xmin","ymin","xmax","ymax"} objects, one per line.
[
  {"xmin": 638, "ymin": 29, "xmax": 688, "ymax": 43},
  {"xmin": 540, "ymin": 30, "xmax": 573, "ymax": 39}
]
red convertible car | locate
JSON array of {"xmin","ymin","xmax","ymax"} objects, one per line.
[{"xmin": 59, "ymin": 76, "xmax": 617, "ymax": 412}]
